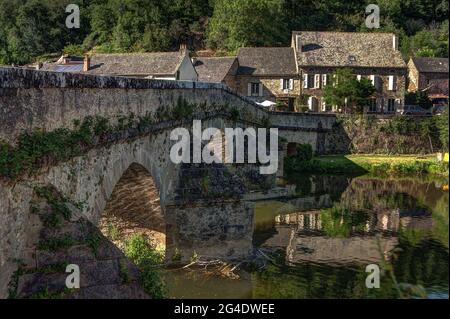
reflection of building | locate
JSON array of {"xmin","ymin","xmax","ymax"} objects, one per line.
[{"xmin": 262, "ymin": 208, "xmax": 433, "ymax": 266}]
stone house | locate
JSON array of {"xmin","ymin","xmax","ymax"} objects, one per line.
[
  {"xmin": 235, "ymin": 47, "xmax": 300, "ymax": 111},
  {"xmin": 193, "ymin": 56, "xmax": 239, "ymax": 91},
  {"xmin": 40, "ymin": 47, "xmax": 198, "ymax": 81},
  {"xmin": 292, "ymin": 31, "xmax": 407, "ymax": 113},
  {"xmin": 407, "ymin": 57, "xmax": 449, "ymax": 106}
]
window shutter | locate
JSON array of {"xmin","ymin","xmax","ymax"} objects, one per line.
[
  {"xmin": 289, "ymin": 79, "xmax": 294, "ymax": 90},
  {"xmin": 280, "ymin": 79, "xmax": 284, "ymax": 90},
  {"xmin": 370, "ymin": 75, "xmax": 375, "ymax": 86},
  {"xmin": 357, "ymin": 75, "xmax": 362, "ymax": 81},
  {"xmin": 247, "ymin": 83, "xmax": 252, "ymax": 96},
  {"xmin": 259, "ymin": 83, "xmax": 263, "ymax": 96},
  {"xmin": 303, "ymin": 74, "xmax": 308, "ymax": 88}
]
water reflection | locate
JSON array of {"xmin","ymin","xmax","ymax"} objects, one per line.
[{"xmin": 165, "ymin": 175, "xmax": 449, "ymax": 299}]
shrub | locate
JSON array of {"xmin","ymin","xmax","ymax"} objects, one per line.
[
  {"xmin": 124, "ymin": 234, "xmax": 166, "ymax": 298},
  {"xmin": 295, "ymin": 144, "xmax": 313, "ymax": 161}
]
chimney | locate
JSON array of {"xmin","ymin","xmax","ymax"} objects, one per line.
[
  {"xmin": 62, "ymin": 55, "xmax": 70, "ymax": 64},
  {"xmin": 296, "ymin": 35, "xmax": 302, "ymax": 53},
  {"xmin": 392, "ymin": 35, "xmax": 399, "ymax": 51},
  {"xmin": 179, "ymin": 43, "xmax": 188, "ymax": 55},
  {"xmin": 83, "ymin": 55, "xmax": 90, "ymax": 72}
]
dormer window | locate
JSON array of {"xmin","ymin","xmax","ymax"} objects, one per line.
[{"xmin": 348, "ymin": 55, "xmax": 357, "ymax": 64}]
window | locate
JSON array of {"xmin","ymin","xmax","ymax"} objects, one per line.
[
  {"xmin": 303, "ymin": 74, "xmax": 309, "ymax": 88},
  {"xmin": 251, "ymin": 83, "xmax": 260, "ymax": 96},
  {"xmin": 387, "ymin": 99, "xmax": 396, "ymax": 112},
  {"xmin": 321, "ymin": 74, "xmax": 327, "ymax": 87},
  {"xmin": 281, "ymin": 79, "xmax": 293, "ymax": 90},
  {"xmin": 388, "ymin": 75, "xmax": 397, "ymax": 91},
  {"xmin": 314, "ymin": 74, "xmax": 321, "ymax": 89},
  {"xmin": 369, "ymin": 98, "xmax": 377, "ymax": 112}
]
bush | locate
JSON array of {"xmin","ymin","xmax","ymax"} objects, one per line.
[
  {"xmin": 295, "ymin": 144, "xmax": 313, "ymax": 161},
  {"xmin": 124, "ymin": 234, "xmax": 167, "ymax": 298}
]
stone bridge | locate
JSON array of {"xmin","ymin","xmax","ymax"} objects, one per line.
[{"xmin": 0, "ymin": 67, "xmax": 338, "ymax": 298}]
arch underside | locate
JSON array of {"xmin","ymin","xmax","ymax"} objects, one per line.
[{"xmin": 100, "ymin": 163, "xmax": 165, "ymax": 249}]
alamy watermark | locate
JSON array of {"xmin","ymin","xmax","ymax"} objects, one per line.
[
  {"xmin": 365, "ymin": 4, "xmax": 380, "ymax": 29},
  {"xmin": 65, "ymin": 264, "xmax": 80, "ymax": 289},
  {"xmin": 169, "ymin": 120, "xmax": 279, "ymax": 175},
  {"xmin": 365, "ymin": 264, "xmax": 380, "ymax": 289},
  {"xmin": 65, "ymin": 4, "xmax": 80, "ymax": 29}
]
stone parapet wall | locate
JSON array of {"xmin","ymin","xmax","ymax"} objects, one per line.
[{"xmin": 0, "ymin": 67, "xmax": 268, "ymax": 144}]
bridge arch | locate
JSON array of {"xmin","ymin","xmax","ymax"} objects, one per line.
[{"xmin": 99, "ymin": 162, "xmax": 166, "ymax": 249}]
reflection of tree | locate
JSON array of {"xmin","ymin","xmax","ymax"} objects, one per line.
[
  {"xmin": 392, "ymin": 236, "xmax": 449, "ymax": 292},
  {"xmin": 252, "ymin": 236, "xmax": 449, "ymax": 299},
  {"xmin": 321, "ymin": 206, "xmax": 369, "ymax": 238},
  {"xmin": 251, "ymin": 254, "xmax": 399, "ymax": 299}
]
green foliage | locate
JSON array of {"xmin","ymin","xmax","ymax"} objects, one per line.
[
  {"xmin": 436, "ymin": 108, "xmax": 449, "ymax": 151},
  {"xmin": 0, "ymin": 116, "xmax": 111, "ymax": 179},
  {"xmin": 288, "ymin": 155, "xmax": 448, "ymax": 176},
  {"xmin": 86, "ymin": 232, "xmax": 102, "ymax": 256},
  {"xmin": 206, "ymin": 0, "xmax": 287, "ymax": 52},
  {"xmin": 172, "ymin": 97, "xmax": 195, "ymax": 121},
  {"xmin": 0, "ymin": 0, "xmax": 448, "ymax": 64},
  {"xmin": 294, "ymin": 144, "xmax": 313, "ymax": 161},
  {"xmin": 34, "ymin": 185, "xmax": 74, "ymax": 227},
  {"xmin": 38, "ymin": 235, "xmax": 76, "ymax": 252},
  {"xmin": 284, "ymin": 143, "xmax": 315, "ymax": 174},
  {"xmin": 323, "ymin": 69, "xmax": 376, "ymax": 113},
  {"xmin": 124, "ymin": 234, "xmax": 166, "ymax": 298},
  {"xmin": 321, "ymin": 206, "xmax": 369, "ymax": 238},
  {"xmin": 405, "ymin": 91, "xmax": 433, "ymax": 109}
]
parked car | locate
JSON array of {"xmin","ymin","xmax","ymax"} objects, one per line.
[{"xmin": 397, "ymin": 105, "xmax": 433, "ymax": 115}]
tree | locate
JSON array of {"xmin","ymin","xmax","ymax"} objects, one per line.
[
  {"xmin": 206, "ymin": 0, "xmax": 287, "ymax": 52},
  {"xmin": 405, "ymin": 91, "xmax": 433, "ymax": 109},
  {"xmin": 323, "ymin": 69, "xmax": 376, "ymax": 113}
]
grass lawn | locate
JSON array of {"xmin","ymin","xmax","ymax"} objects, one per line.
[
  {"xmin": 291, "ymin": 154, "xmax": 449, "ymax": 176},
  {"xmin": 316, "ymin": 154, "xmax": 438, "ymax": 165}
]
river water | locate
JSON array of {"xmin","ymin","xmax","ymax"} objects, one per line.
[{"xmin": 163, "ymin": 174, "xmax": 449, "ymax": 299}]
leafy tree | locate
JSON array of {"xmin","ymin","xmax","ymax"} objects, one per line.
[
  {"xmin": 405, "ymin": 91, "xmax": 433, "ymax": 109},
  {"xmin": 323, "ymin": 69, "xmax": 376, "ymax": 113},
  {"xmin": 206, "ymin": 0, "xmax": 287, "ymax": 52}
]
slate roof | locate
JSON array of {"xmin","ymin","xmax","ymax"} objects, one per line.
[
  {"xmin": 292, "ymin": 31, "xmax": 406, "ymax": 68},
  {"xmin": 41, "ymin": 63, "xmax": 83, "ymax": 72},
  {"xmin": 193, "ymin": 57, "xmax": 237, "ymax": 82},
  {"xmin": 412, "ymin": 57, "xmax": 449, "ymax": 73},
  {"xmin": 236, "ymin": 47, "xmax": 297, "ymax": 76},
  {"xmin": 86, "ymin": 52, "xmax": 185, "ymax": 76},
  {"xmin": 42, "ymin": 52, "xmax": 186, "ymax": 76}
]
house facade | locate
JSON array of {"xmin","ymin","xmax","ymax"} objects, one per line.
[
  {"xmin": 292, "ymin": 31, "xmax": 407, "ymax": 113},
  {"xmin": 407, "ymin": 57, "xmax": 449, "ymax": 106},
  {"xmin": 235, "ymin": 47, "xmax": 300, "ymax": 111}
]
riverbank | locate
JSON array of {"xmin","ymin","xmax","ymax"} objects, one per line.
[{"xmin": 285, "ymin": 154, "xmax": 449, "ymax": 176}]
